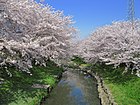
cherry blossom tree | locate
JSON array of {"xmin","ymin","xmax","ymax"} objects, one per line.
[
  {"xmin": 0, "ymin": 0, "xmax": 76, "ymax": 75},
  {"xmin": 76, "ymin": 21, "xmax": 140, "ymax": 76}
]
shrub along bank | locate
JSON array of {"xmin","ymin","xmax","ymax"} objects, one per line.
[{"xmin": 0, "ymin": 60, "xmax": 63, "ymax": 105}]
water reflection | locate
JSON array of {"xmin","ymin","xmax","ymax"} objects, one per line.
[{"xmin": 44, "ymin": 70, "xmax": 101, "ymax": 105}]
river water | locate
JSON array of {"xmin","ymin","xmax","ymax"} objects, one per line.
[{"xmin": 43, "ymin": 69, "xmax": 101, "ymax": 105}]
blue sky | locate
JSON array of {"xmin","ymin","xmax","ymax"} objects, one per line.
[{"xmin": 35, "ymin": 0, "xmax": 140, "ymax": 39}]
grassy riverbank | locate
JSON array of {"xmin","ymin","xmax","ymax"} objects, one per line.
[
  {"xmin": 106, "ymin": 77, "xmax": 140, "ymax": 105},
  {"xmin": 70, "ymin": 56, "xmax": 140, "ymax": 105},
  {"xmin": 92, "ymin": 63, "xmax": 140, "ymax": 105},
  {"xmin": 0, "ymin": 60, "xmax": 63, "ymax": 105}
]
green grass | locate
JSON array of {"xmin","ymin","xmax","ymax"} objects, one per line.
[
  {"xmin": 0, "ymin": 60, "xmax": 63, "ymax": 105},
  {"xmin": 9, "ymin": 89, "xmax": 46, "ymax": 105},
  {"xmin": 42, "ymin": 75, "xmax": 56, "ymax": 86},
  {"xmin": 105, "ymin": 78, "xmax": 140, "ymax": 105},
  {"xmin": 91, "ymin": 63, "xmax": 140, "ymax": 105}
]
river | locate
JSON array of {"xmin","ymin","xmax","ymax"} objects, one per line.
[{"xmin": 43, "ymin": 69, "xmax": 101, "ymax": 105}]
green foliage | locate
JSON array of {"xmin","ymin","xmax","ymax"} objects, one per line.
[
  {"xmin": 91, "ymin": 63, "xmax": 136, "ymax": 83},
  {"xmin": 0, "ymin": 60, "xmax": 63, "ymax": 105},
  {"xmin": 79, "ymin": 63, "xmax": 92, "ymax": 69},
  {"xmin": 42, "ymin": 76, "xmax": 56, "ymax": 86},
  {"xmin": 71, "ymin": 56, "xmax": 86, "ymax": 65},
  {"xmin": 8, "ymin": 89, "xmax": 47, "ymax": 105},
  {"xmin": 68, "ymin": 56, "xmax": 88, "ymax": 69}
]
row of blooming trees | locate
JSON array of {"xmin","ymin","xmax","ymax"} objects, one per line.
[
  {"xmin": 75, "ymin": 21, "xmax": 140, "ymax": 76},
  {"xmin": 0, "ymin": 0, "xmax": 76, "ymax": 75}
]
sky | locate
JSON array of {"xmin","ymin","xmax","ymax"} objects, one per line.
[{"xmin": 35, "ymin": 0, "xmax": 140, "ymax": 39}]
